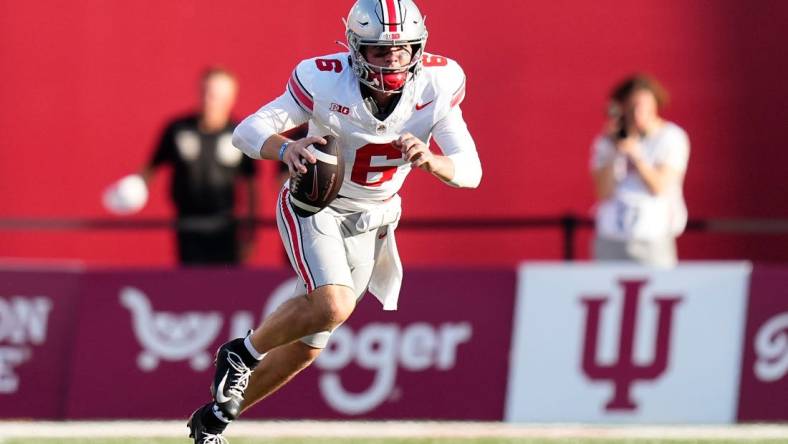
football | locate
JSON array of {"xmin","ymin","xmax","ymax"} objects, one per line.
[{"xmin": 288, "ymin": 134, "xmax": 344, "ymax": 217}]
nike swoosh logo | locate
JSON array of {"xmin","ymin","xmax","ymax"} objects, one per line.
[
  {"xmin": 415, "ymin": 100, "xmax": 434, "ymax": 111},
  {"xmin": 215, "ymin": 371, "xmax": 232, "ymax": 404},
  {"xmin": 307, "ymin": 165, "xmax": 319, "ymax": 201}
]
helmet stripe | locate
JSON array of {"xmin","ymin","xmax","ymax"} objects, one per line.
[
  {"xmin": 395, "ymin": 0, "xmax": 403, "ymax": 31},
  {"xmin": 385, "ymin": 0, "xmax": 398, "ymax": 31},
  {"xmin": 378, "ymin": 0, "xmax": 389, "ymax": 27}
]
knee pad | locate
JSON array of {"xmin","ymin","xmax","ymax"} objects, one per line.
[{"xmin": 299, "ymin": 330, "xmax": 332, "ymax": 349}]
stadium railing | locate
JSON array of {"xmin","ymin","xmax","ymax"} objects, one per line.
[{"xmin": 2, "ymin": 215, "xmax": 787, "ymax": 260}]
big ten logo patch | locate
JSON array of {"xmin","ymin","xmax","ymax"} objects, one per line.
[
  {"xmin": 0, "ymin": 296, "xmax": 52, "ymax": 393},
  {"xmin": 330, "ymin": 103, "xmax": 350, "ymax": 115}
]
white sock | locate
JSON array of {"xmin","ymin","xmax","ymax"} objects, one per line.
[{"xmin": 244, "ymin": 335, "xmax": 266, "ymax": 361}]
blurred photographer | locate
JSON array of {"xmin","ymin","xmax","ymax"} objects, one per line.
[
  {"xmin": 590, "ymin": 74, "xmax": 690, "ymax": 267},
  {"xmin": 140, "ymin": 67, "xmax": 257, "ymax": 265}
]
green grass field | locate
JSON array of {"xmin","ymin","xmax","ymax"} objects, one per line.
[{"xmin": 4, "ymin": 422, "xmax": 787, "ymax": 444}]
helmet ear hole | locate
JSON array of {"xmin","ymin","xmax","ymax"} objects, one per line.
[{"xmin": 409, "ymin": 44, "xmax": 423, "ymax": 66}]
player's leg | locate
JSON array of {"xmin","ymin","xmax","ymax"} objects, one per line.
[
  {"xmin": 242, "ymin": 188, "xmax": 360, "ymax": 351},
  {"xmin": 205, "ymin": 284, "xmax": 353, "ymax": 421},
  {"xmin": 238, "ymin": 340, "xmax": 322, "ymax": 413},
  {"xmin": 187, "ymin": 292, "xmax": 344, "ymax": 444},
  {"xmin": 205, "ymin": 284, "xmax": 353, "ymax": 419},
  {"xmin": 188, "ymin": 195, "xmax": 391, "ymax": 443},
  {"xmin": 189, "ymin": 189, "xmax": 357, "ymax": 443},
  {"xmin": 236, "ymin": 223, "xmax": 387, "ymax": 413},
  {"xmin": 188, "ymin": 325, "xmax": 329, "ymax": 444},
  {"xmin": 245, "ymin": 283, "xmax": 355, "ymax": 352}
]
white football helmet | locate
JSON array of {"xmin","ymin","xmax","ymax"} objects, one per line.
[{"xmin": 345, "ymin": 0, "xmax": 428, "ymax": 93}]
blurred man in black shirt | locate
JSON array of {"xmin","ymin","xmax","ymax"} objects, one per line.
[{"xmin": 141, "ymin": 68, "xmax": 257, "ymax": 265}]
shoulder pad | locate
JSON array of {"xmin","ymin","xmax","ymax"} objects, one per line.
[
  {"xmin": 287, "ymin": 53, "xmax": 350, "ymax": 113},
  {"xmin": 420, "ymin": 53, "xmax": 466, "ymax": 109}
]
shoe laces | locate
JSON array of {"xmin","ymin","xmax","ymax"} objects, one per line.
[
  {"xmin": 200, "ymin": 431, "xmax": 228, "ymax": 444},
  {"xmin": 225, "ymin": 351, "xmax": 252, "ymax": 398}
]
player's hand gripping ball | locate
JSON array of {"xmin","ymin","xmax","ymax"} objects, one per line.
[{"xmin": 288, "ymin": 135, "xmax": 344, "ymax": 217}]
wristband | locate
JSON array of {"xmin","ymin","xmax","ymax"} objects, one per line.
[{"xmin": 278, "ymin": 141, "xmax": 290, "ymax": 161}]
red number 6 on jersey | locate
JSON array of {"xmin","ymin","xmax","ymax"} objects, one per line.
[
  {"xmin": 351, "ymin": 143, "xmax": 402, "ymax": 187},
  {"xmin": 315, "ymin": 59, "xmax": 343, "ymax": 73},
  {"xmin": 422, "ymin": 54, "xmax": 448, "ymax": 67}
]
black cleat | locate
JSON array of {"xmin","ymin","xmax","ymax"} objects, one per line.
[
  {"xmin": 211, "ymin": 338, "xmax": 256, "ymax": 420},
  {"xmin": 187, "ymin": 403, "xmax": 228, "ymax": 444}
]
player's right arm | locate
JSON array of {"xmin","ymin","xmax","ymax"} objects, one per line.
[
  {"xmin": 232, "ymin": 91, "xmax": 321, "ymax": 174},
  {"xmin": 232, "ymin": 61, "xmax": 325, "ymax": 173}
]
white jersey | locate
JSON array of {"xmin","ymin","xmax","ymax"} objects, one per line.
[
  {"xmin": 591, "ymin": 122, "xmax": 690, "ymax": 241},
  {"xmin": 233, "ymin": 52, "xmax": 481, "ymax": 201}
]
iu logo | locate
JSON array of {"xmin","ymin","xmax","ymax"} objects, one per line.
[{"xmin": 580, "ymin": 279, "xmax": 682, "ymax": 411}]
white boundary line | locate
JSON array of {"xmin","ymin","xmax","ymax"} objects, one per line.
[{"xmin": 1, "ymin": 421, "xmax": 788, "ymax": 440}]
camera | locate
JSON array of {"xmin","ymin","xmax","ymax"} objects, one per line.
[
  {"xmin": 615, "ymin": 117, "xmax": 629, "ymax": 140},
  {"xmin": 607, "ymin": 102, "xmax": 629, "ymax": 140}
]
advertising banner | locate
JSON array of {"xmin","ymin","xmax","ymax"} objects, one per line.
[
  {"xmin": 737, "ymin": 266, "xmax": 788, "ymax": 421},
  {"xmin": 10, "ymin": 261, "xmax": 782, "ymax": 423},
  {"xmin": 62, "ymin": 269, "xmax": 291, "ymax": 419},
  {"xmin": 505, "ymin": 262, "xmax": 751, "ymax": 423},
  {"xmin": 62, "ymin": 268, "xmax": 515, "ymax": 420},
  {"xmin": 0, "ymin": 268, "xmax": 82, "ymax": 418}
]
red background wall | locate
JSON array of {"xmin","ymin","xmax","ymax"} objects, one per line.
[{"xmin": 1, "ymin": 0, "xmax": 787, "ymax": 267}]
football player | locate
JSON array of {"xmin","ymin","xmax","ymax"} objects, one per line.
[{"xmin": 188, "ymin": 0, "xmax": 481, "ymax": 442}]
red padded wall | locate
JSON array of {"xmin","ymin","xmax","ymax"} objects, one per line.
[{"xmin": 1, "ymin": 0, "xmax": 787, "ymax": 266}]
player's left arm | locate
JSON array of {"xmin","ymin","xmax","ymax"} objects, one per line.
[
  {"xmin": 395, "ymin": 132, "xmax": 455, "ymax": 182},
  {"xmin": 398, "ymin": 106, "xmax": 482, "ymax": 188},
  {"xmin": 398, "ymin": 56, "xmax": 481, "ymax": 188}
]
